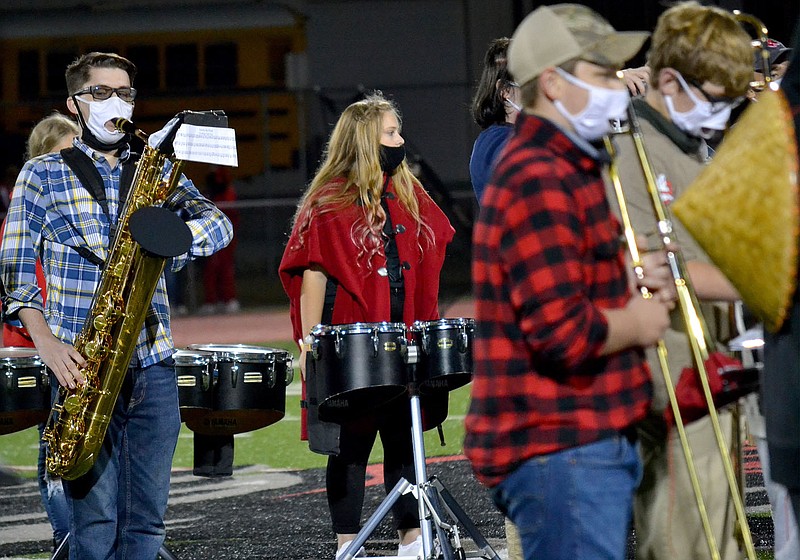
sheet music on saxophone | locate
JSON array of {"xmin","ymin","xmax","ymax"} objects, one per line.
[{"xmin": 174, "ymin": 124, "xmax": 239, "ymax": 167}]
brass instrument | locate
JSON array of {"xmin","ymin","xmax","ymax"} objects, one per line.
[
  {"xmin": 604, "ymin": 133, "xmax": 722, "ymax": 560},
  {"xmin": 43, "ymin": 118, "xmax": 189, "ymax": 480},
  {"xmin": 607, "ymin": 90, "xmax": 757, "ymax": 559},
  {"xmin": 734, "ymin": 11, "xmax": 772, "ymax": 91}
]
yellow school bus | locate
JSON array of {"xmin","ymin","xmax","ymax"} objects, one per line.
[{"xmin": 0, "ymin": 23, "xmax": 305, "ymax": 178}]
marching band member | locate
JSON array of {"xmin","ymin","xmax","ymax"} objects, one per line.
[
  {"xmin": 464, "ymin": 5, "xmax": 674, "ymax": 560},
  {"xmin": 603, "ymin": 4, "xmax": 754, "ymax": 558},
  {"xmin": 0, "ymin": 52, "xmax": 232, "ymax": 559},
  {"xmin": 279, "ymin": 92, "xmax": 454, "ymax": 559}
]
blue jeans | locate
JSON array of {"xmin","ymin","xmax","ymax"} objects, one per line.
[
  {"xmin": 63, "ymin": 360, "xmax": 180, "ymax": 560},
  {"xmin": 38, "ymin": 423, "xmax": 70, "ymax": 545},
  {"xmin": 492, "ymin": 435, "xmax": 642, "ymax": 560}
]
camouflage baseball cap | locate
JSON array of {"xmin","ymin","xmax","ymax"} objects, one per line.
[{"xmin": 509, "ymin": 3, "xmax": 649, "ymax": 86}]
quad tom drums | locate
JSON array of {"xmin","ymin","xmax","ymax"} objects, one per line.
[
  {"xmin": 0, "ymin": 347, "xmax": 50, "ymax": 435},
  {"xmin": 410, "ymin": 318, "xmax": 475, "ymax": 393},
  {"xmin": 307, "ymin": 318, "xmax": 475, "ymax": 420},
  {"xmin": 179, "ymin": 344, "xmax": 293, "ymax": 435},
  {"xmin": 307, "ymin": 322, "xmax": 408, "ymax": 421}
]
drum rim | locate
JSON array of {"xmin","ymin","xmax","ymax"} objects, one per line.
[
  {"xmin": 173, "ymin": 349, "xmax": 215, "ymax": 366},
  {"xmin": 0, "ymin": 346, "xmax": 43, "ymax": 366},
  {"xmin": 311, "ymin": 321, "xmax": 407, "ymax": 336},
  {"xmin": 410, "ymin": 317, "xmax": 475, "ymax": 331},
  {"xmin": 0, "ymin": 347, "xmax": 41, "ymax": 359},
  {"xmin": 185, "ymin": 343, "xmax": 290, "ymax": 362}
]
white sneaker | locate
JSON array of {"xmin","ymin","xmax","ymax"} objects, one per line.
[
  {"xmin": 223, "ymin": 299, "xmax": 241, "ymax": 313},
  {"xmin": 397, "ymin": 535, "xmax": 422, "ymax": 558},
  {"xmin": 198, "ymin": 303, "xmax": 217, "ymax": 316},
  {"xmin": 336, "ymin": 540, "xmax": 366, "ymax": 559}
]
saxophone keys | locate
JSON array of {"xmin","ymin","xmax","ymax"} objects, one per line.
[{"xmin": 63, "ymin": 394, "xmax": 83, "ymax": 415}]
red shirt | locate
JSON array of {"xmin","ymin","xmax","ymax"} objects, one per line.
[{"xmin": 464, "ymin": 113, "xmax": 651, "ymax": 487}]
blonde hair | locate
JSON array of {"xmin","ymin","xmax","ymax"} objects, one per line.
[
  {"xmin": 648, "ymin": 1, "xmax": 753, "ymax": 97},
  {"xmin": 292, "ymin": 92, "xmax": 433, "ymax": 267},
  {"xmin": 26, "ymin": 112, "xmax": 79, "ymax": 160}
]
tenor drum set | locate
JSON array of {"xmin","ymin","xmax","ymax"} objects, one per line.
[
  {"xmin": 308, "ymin": 317, "xmax": 475, "ymax": 423},
  {"xmin": 176, "ymin": 344, "xmax": 293, "ymax": 435},
  {"xmin": 0, "ymin": 344, "xmax": 294, "ymax": 439},
  {"xmin": 306, "ymin": 317, "xmax": 499, "ymax": 560}
]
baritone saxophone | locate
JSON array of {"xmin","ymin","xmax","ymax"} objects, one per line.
[{"xmin": 43, "ymin": 117, "xmax": 191, "ymax": 480}]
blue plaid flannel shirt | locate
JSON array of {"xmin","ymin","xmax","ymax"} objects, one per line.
[{"xmin": 0, "ymin": 139, "xmax": 233, "ymax": 367}]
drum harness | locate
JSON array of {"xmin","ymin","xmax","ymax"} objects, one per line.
[{"xmin": 59, "ymin": 146, "xmax": 139, "ymax": 268}]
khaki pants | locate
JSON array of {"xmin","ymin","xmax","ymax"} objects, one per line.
[
  {"xmin": 505, "ymin": 517, "xmax": 523, "ymax": 560},
  {"xmin": 634, "ymin": 411, "xmax": 740, "ymax": 560}
]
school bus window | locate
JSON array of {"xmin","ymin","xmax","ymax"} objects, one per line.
[
  {"xmin": 166, "ymin": 43, "xmax": 198, "ymax": 90},
  {"xmin": 18, "ymin": 50, "xmax": 39, "ymax": 98},
  {"xmin": 127, "ymin": 45, "xmax": 160, "ymax": 92},
  {"xmin": 268, "ymin": 41, "xmax": 291, "ymax": 84},
  {"xmin": 47, "ymin": 50, "xmax": 78, "ymax": 95},
  {"xmin": 205, "ymin": 43, "xmax": 237, "ymax": 89}
]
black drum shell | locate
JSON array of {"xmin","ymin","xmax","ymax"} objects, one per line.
[
  {"xmin": 309, "ymin": 323, "xmax": 408, "ymax": 423},
  {"xmin": 410, "ymin": 318, "xmax": 474, "ymax": 394},
  {"xmin": 184, "ymin": 344, "xmax": 291, "ymax": 435},
  {"xmin": 0, "ymin": 348, "xmax": 50, "ymax": 435},
  {"xmin": 175, "ymin": 350, "xmax": 216, "ymax": 424}
]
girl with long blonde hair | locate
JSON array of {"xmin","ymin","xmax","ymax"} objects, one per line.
[{"xmin": 280, "ymin": 92, "xmax": 454, "ymax": 559}]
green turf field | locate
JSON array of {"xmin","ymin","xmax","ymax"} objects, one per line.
[{"xmin": 0, "ymin": 341, "xmax": 471, "ymax": 475}]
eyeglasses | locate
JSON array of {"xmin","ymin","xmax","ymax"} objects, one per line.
[
  {"xmin": 73, "ymin": 85, "xmax": 137, "ymax": 102},
  {"xmin": 682, "ymin": 76, "xmax": 744, "ymax": 112}
]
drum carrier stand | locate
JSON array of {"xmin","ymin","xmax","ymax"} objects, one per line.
[{"xmin": 338, "ymin": 344, "xmax": 500, "ymax": 560}]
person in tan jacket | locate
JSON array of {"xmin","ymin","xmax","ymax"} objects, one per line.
[{"xmin": 603, "ymin": 3, "xmax": 753, "ymax": 559}]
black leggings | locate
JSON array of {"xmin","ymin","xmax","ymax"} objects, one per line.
[{"xmin": 326, "ymin": 395, "xmax": 419, "ymax": 534}]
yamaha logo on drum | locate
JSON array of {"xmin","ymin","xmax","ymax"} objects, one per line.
[
  {"xmin": 437, "ymin": 339, "xmax": 454, "ymax": 350},
  {"xmin": 384, "ymin": 341, "xmax": 398, "ymax": 352},
  {"xmin": 326, "ymin": 398, "xmax": 349, "ymax": 408}
]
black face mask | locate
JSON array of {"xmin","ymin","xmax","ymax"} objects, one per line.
[{"xmin": 379, "ymin": 144, "xmax": 406, "ymax": 174}]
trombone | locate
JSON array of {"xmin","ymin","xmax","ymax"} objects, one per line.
[{"xmin": 604, "ymin": 90, "xmax": 757, "ymax": 560}]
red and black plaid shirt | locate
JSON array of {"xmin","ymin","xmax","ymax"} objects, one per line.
[{"xmin": 464, "ymin": 113, "xmax": 652, "ymax": 487}]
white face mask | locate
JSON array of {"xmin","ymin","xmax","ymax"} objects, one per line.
[
  {"xmin": 552, "ymin": 67, "xmax": 630, "ymax": 141},
  {"xmin": 664, "ymin": 71, "xmax": 734, "ymax": 139},
  {"xmin": 76, "ymin": 95, "xmax": 134, "ymax": 144}
]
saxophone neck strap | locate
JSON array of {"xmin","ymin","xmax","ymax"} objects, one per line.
[
  {"xmin": 61, "ymin": 147, "xmax": 109, "ymax": 217},
  {"xmin": 60, "ymin": 147, "xmax": 140, "ymax": 220},
  {"xmin": 59, "ymin": 148, "xmax": 141, "ymax": 268}
]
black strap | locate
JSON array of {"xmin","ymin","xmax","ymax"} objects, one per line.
[
  {"xmin": 322, "ymin": 277, "xmax": 338, "ymax": 325},
  {"xmin": 381, "ymin": 196, "xmax": 403, "ymax": 289},
  {"xmin": 72, "ymin": 247, "xmax": 104, "ymax": 267},
  {"xmin": 59, "ymin": 148, "xmax": 140, "ymax": 268},
  {"xmin": 118, "ymin": 159, "xmax": 137, "ymax": 210},
  {"xmin": 381, "ymin": 179, "xmax": 405, "ymax": 322},
  {"xmin": 61, "ymin": 147, "xmax": 109, "ymax": 217}
]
